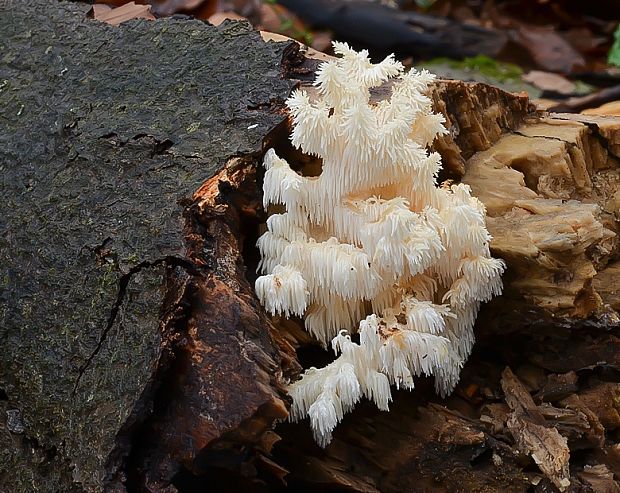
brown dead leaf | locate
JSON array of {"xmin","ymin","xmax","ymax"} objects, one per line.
[
  {"xmin": 258, "ymin": 3, "xmax": 310, "ymax": 44},
  {"xmin": 523, "ymin": 71, "xmax": 575, "ymax": 95},
  {"xmin": 91, "ymin": 4, "xmax": 113, "ymax": 17},
  {"xmin": 92, "ymin": 2, "xmax": 155, "ymax": 26},
  {"xmin": 259, "ymin": 32, "xmax": 333, "ymax": 63},
  {"xmin": 562, "ymin": 27, "xmax": 609, "ymax": 57},
  {"xmin": 515, "ymin": 25, "xmax": 585, "ymax": 74},
  {"xmin": 309, "ymin": 30, "xmax": 332, "ymax": 53},
  {"xmin": 208, "ymin": 11, "xmax": 247, "ymax": 26},
  {"xmin": 96, "ymin": 0, "xmax": 146, "ymax": 5},
  {"xmin": 150, "ymin": 0, "xmax": 215, "ymax": 17}
]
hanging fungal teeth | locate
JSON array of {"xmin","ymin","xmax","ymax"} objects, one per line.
[{"xmin": 255, "ymin": 42, "xmax": 506, "ymax": 447}]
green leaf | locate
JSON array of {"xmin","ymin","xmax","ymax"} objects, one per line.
[
  {"xmin": 608, "ymin": 23, "xmax": 620, "ymax": 67},
  {"xmin": 415, "ymin": 0, "xmax": 437, "ymax": 9}
]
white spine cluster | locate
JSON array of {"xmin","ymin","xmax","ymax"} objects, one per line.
[{"xmin": 255, "ymin": 42, "xmax": 505, "ymax": 447}]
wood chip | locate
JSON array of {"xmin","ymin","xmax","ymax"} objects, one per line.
[
  {"xmin": 502, "ymin": 368, "xmax": 572, "ymax": 491},
  {"xmin": 535, "ymin": 372, "xmax": 578, "ymax": 403},
  {"xmin": 560, "ymin": 394, "xmax": 605, "ymax": 448},
  {"xmin": 578, "ymin": 464, "xmax": 620, "ymax": 493},
  {"xmin": 574, "ymin": 383, "xmax": 620, "ymax": 430}
]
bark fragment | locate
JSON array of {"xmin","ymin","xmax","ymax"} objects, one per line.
[
  {"xmin": 0, "ymin": 2, "xmax": 297, "ymax": 490},
  {"xmin": 502, "ymin": 368, "xmax": 571, "ymax": 491}
]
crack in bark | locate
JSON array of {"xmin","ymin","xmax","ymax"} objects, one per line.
[
  {"xmin": 121, "ymin": 276, "xmax": 195, "ymax": 493},
  {"xmin": 513, "ymin": 130, "xmax": 579, "ymax": 148},
  {"xmin": 539, "ymin": 115, "xmax": 620, "ymax": 162},
  {"xmin": 72, "ymin": 256, "xmax": 197, "ymax": 396},
  {"xmin": 573, "ymin": 121, "xmax": 619, "ymax": 161}
]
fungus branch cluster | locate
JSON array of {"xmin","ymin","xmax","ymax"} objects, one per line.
[{"xmin": 255, "ymin": 42, "xmax": 505, "ymax": 447}]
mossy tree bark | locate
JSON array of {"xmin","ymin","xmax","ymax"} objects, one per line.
[{"xmin": 0, "ymin": 2, "xmax": 298, "ymax": 491}]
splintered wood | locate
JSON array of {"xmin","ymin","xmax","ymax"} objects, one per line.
[
  {"xmin": 463, "ymin": 112, "xmax": 620, "ymax": 320},
  {"xmin": 501, "ymin": 368, "xmax": 571, "ymax": 491},
  {"xmin": 276, "ymin": 70, "xmax": 620, "ymax": 492}
]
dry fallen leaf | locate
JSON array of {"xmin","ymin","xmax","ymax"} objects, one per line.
[
  {"xmin": 256, "ymin": 2, "xmax": 313, "ymax": 45},
  {"xmin": 92, "ymin": 2, "xmax": 155, "ymax": 26},
  {"xmin": 91, "ymin": 4, "xmax": 113, "ymax": 17},
  {"xmin": 515, "ymin": 25, "xmax": 585, "ymax": 74},
  {"xmin": 259, "ymin": 31, "xmax": 333, "ymax": 63},
  {"xmin": 150, "ymin": 0, "xmax": 215, "ymax": 17},
  {"xmin": 309, "ymin": 30, "xmax": 332, "ymax": 53},
  {"xmin": 522, "ymin": 70, "xmax": 575, "ymax": 95},
  {"xmin": 207, "ymin": 11, "xmax": 247, "ymax": 26},
  {"xmin": 582, "ymin": 100, "xmax": 620, "ymax": 116}
]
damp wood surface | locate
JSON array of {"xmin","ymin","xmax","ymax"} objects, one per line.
[
  {"xmin": 0, "ymin": 1, "xmax": 297, "ymax": 491},
  {"xmin": 1, "ymin": 2, "xmax": 620, "ymax": 493},
  {"xmin": 278, "ymin": 50, "xmax": 620, "ymax": 493}
]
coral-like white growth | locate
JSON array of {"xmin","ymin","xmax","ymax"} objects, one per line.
[{"xmin": 256, "ymin": 42, "xmax": 505, "ymax": 447}]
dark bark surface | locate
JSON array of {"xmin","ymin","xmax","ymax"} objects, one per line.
[{"xmin": 0, "ymin": 1, "xmax": 297, "ymax": 491}]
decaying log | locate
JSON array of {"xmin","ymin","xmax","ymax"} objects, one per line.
[
  {"xmin": 430, "ymin": 81, "xmax": 534, "ymax": 177},
  {"xmin": 0, "ymin": 2, "xmax": 298, "ymax": 491},
  {"xmin": 464, "ymin": 112, "xmax": 620, "ymax": 324},
  {"xmin": 2, "ymin": 1, "xmax": 620, "ymax": 493},
  {"xmin": 269, "ymin": 40, "xmax": 620, "ymax": 493}
]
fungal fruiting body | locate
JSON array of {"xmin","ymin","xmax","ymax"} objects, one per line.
[{"xmin": 255, "ymin": 42, "xmax": 505, "ymax": 447}]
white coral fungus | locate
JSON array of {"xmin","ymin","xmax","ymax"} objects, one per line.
[{"xmin": 255, "ymin": 42, "xmax": 505, "ymax": 447}]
